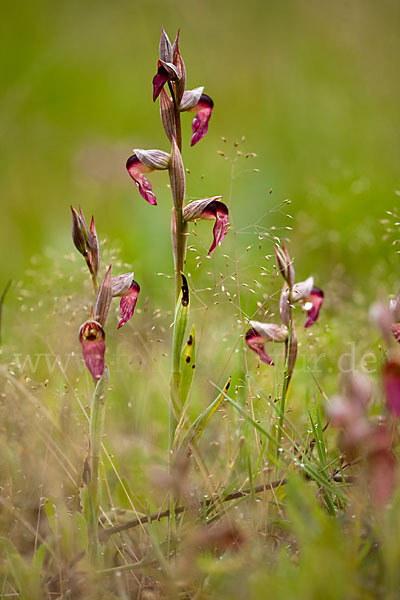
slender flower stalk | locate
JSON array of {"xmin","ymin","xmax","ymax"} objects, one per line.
[
  {"xmin": 87, "ymin": 366, "xmax": 109, "ymax": 565},
  {"xmin": 126, "ymin": 28, "xmax": 227, "ymax": 460},
  {"xmin": 71, "ymin": 208, "xmax": 140, "ymax": 567}
]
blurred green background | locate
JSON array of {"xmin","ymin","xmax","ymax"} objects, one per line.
[{"xmin": 1, "ymin": 0, "xmax": 399, "ymax": 298}]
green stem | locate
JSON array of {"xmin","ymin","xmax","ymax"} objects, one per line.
[
  {"xmin": 88, "ymin": 367, "xmax": 109, "ymax": 567},
  {"xmin": 168, "ymin": 90, "xmax": 187, "ymax": 453},
  {"xmin": 85, "ymin": 255, "xmax": 98, "ymax": 296},
  {"xmin": 275, "ymin": 316, "xmax": 295, "ymax": 474}
]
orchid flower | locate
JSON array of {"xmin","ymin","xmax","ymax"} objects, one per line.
[
  {"xmin": 291, "ymin": 276, "xmax": 324, "ymax": 328},
  {"xmin": 153, "ymin": 29, "xmax": 214, "ymax": 146},
  {"xmin": 153, "ymin": 28, "xmax": 185, "ymax": 103},
  {"xmin": 327, "ymin": 371, "xmax": 395, "ymax": 507},
  {"xmin": 187, "ymin": 93, "xmax": 214, "ymax": 147},
  {"xmin": 183, "ymin": 197, "xmax": 229, "ymax": 254},
  {"xmin": 390, "ymin": 292, "xmax": 400, "ymax": 342},
  {"xmin": 79, "ymin": 266, "xmax": 111, "ymax": 380},
  {"xmin": 126, "ymin": 149, "xmax": 170, "ymax": 205},
  {"xmin": 245, "ymin": 321, "xmax": 288, "ymax": 365},
  {"xmin": 111, "ymin": 272, "xmax": 140, "ymax": 329},
  {"xmin": 79, "ymin": 320, "xmax": 106, "ymax": 381},
  {"xmin": 79, "ymin": 266, "xmax": 141, "ymax": 379},
  {"xmin": 383, "ymin": 359, "xmax": 400, "ymax": 417}
]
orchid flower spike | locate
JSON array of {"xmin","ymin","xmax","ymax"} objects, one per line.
[
  {"xmin": 126, "ymin": 149, "xmax": 170, "ymax": 205},
  {"xmin": 183, "ymin": 197, "xmax": 229, "ymax": 254},
  {"xmin": 245, "ymin": 321, "xmax": 288, "ymax": 365},
  {"xmin": 111, "ymin": 272, "xmax": 140, "ymax": 329},
  {"xmin": 292, "ymin": 276, "xmax": 324, "ymax": 328},
  {"xmin": 154, "ymin": 29, "xmax": 214, "ymax": 146}
]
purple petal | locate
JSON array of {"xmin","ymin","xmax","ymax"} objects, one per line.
[
  {"xmin": 153, "ymin": 65, "xmax": 169, "ymax": 102},
  {"xmin": 197, "ymin": 199, "xmax": 229, "ymax": 254},
  {"xmin": 126, "ymin": 155, "xmax": 157, "ymax": 205},
  {"xmin": 79, "ymin": 320, "xmax": 105, "ymax": 380},
  {"xmin": 209, "ymin": 207, "xmax": 229, "ymax": 254},
  {"xmin": 383, "ymin": 359, "xmax": 400, "ymax": 416},
  {"xmin": 304, "ymin": 286, "xmax": 324, "ymax": 328},
  {"xmin": 117, "ymin": 281, "xmax": 140, "ymax": 329},
  {"xmin": 190, "ymin": 94, "xmax": 213, "ymax": 146},
  {"xmin": 245, "ymin": 328, "xmax": 274, "ymax": 365},
  {"xmin": 392, "ymin": 323, "xmax": 400, "ymax": 343}
]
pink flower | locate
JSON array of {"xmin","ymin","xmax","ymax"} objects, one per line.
[
  {"xmin": 79, "ymin": 320, "xmax": 106, "ymax": 381},
  {"xmin": 189, "ymin": 94, "xmax": 214, "ymax": 147},
  {"xmin": 126, "ymin": 150, "xmax": 170, "ymax": 206},
  {"xmin": 183, "ymin": 197, "xmax": 229, "ymax": 254},
  {"xmin": 111, "ymin": 273, "xmax": 140, "ymax": 329},
  {"xmin": 152, "ymin": 29, "xmax": 184, "ymax": 103},
  {"xmin": 390, "ymin": 294, "xmax": 400, "ymax": 343},
  {"xmin": 367, "ymin": 425, "xmax": 396, "ymax": 508},
  {"xmin": 303, "ymin": 287, "xmax": 324, "ymax": 328},
  {"xmin": 126, "ymin": 155, "xmax": 157, "ymax": 206},
  {"xmin": 383, "ymin": 359, "xmax": 400, "ymax": 416},
  {"xmin": 245, "ymin": 321, "xmax": 289, "ymax": 365},
  {"xmin": 291, "ymin": 277, "xmax": 324, "ymax": 328}
]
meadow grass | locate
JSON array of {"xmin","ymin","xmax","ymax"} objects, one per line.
[{"xmin": 1, "ymin": 8, "xmax": 400, "ymax": 598}]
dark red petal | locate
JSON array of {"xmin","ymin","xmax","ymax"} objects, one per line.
[
  {"xmin": 126, "ymin": 155, "xmax": 157, "ymax": 205},
  {"xmin": 209, "ymin": 209, "xmax": 229, "ymax": 254},
  {"xmin": 392, "ymin": 323, "xmax": 400, "ymax": 343},
  {"xmin": 383, "ymin": 359, "xmax": 400, "ymax": 416},
  {"xmin": 304, "ymin": 286, "xmax": 324, "ymax": 328},
  {"xmin": 245, "ymin": 328, "xmax": 274, "ymax": 365},
  {"xmin": 117, "ymin": 281, "xmax": 140, "ymax": 329},
  {"xmin": 152, "ymin": 64, "xmax": 169, "ymax": 101},
  {"xmin": 79, "ymin": 321, "xmax": 105, "ymax": 380},
  {"xmin": 190, "ymin": 94, "xmax": 214, "ymax": 147}
]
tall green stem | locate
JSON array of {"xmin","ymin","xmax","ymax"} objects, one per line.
[
  {"xmin": 168, "ymin": 89, "xmax": 188, "ymax": 455},
  {"xmin": 88, "ymin": 367, "xmax": 109, "ymax": 566},
  {"xmin": 275, "ymin": 302, "xmax": 297, "ymax": 475}
]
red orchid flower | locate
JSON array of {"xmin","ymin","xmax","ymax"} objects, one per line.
[
  {"xmin": 126, "ymin": 155, "xmax": 157, "ymax": 205},
  {"xmin": 383, "ymin": 359, "xmax": 400, "ymax": 417},
  {"xmin": 245, "ymin": 321, "xmax": 289, "ymax": 365},
  {"xmin": 126, "ymin": 150, "xmax": 170, "ymax": 206},
  {"xmin": 291, "ymin": 276, "xmax": 324, "ymax": 328},
  {"xmin": 111, "ymin": 273, "xmax": 140, "ymax": 329},
  {"xmin": 152, "ymin": 28, "xmax": 184, "ymax": 103},
  {"xmin": 188, "ymin": 94, "xmax": 214, "ymax": 147},
  {"xmin": 390, "ymin": 293, "xmax": 400, "ymax": 343},
  {"xmin": 79, "ymin": 320, "xmax": 106, "ymax": 381},
  {"xmin": 183, "ymin": 197, "xmax": 229, "ymax": 254}
]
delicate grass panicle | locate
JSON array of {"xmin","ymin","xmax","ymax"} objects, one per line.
[{"xmin": 1, "ymin": 26, "xmax": 400, "ymax": 600}]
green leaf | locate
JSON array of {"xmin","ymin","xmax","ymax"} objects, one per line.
[
  {"xmin": 172, "ymin": 274, "xmax": 189, "ymax": 374},
  {"xmin": 179, "ymin": 324, "xmax": 196, "ymax": 407},
  {"xmin": 182, "ymin": 376, "xmax": 231, "ymax": 446},
  {"xmin": 0, "ymin": 537, "xmax": 43, "ymax": 599}
]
